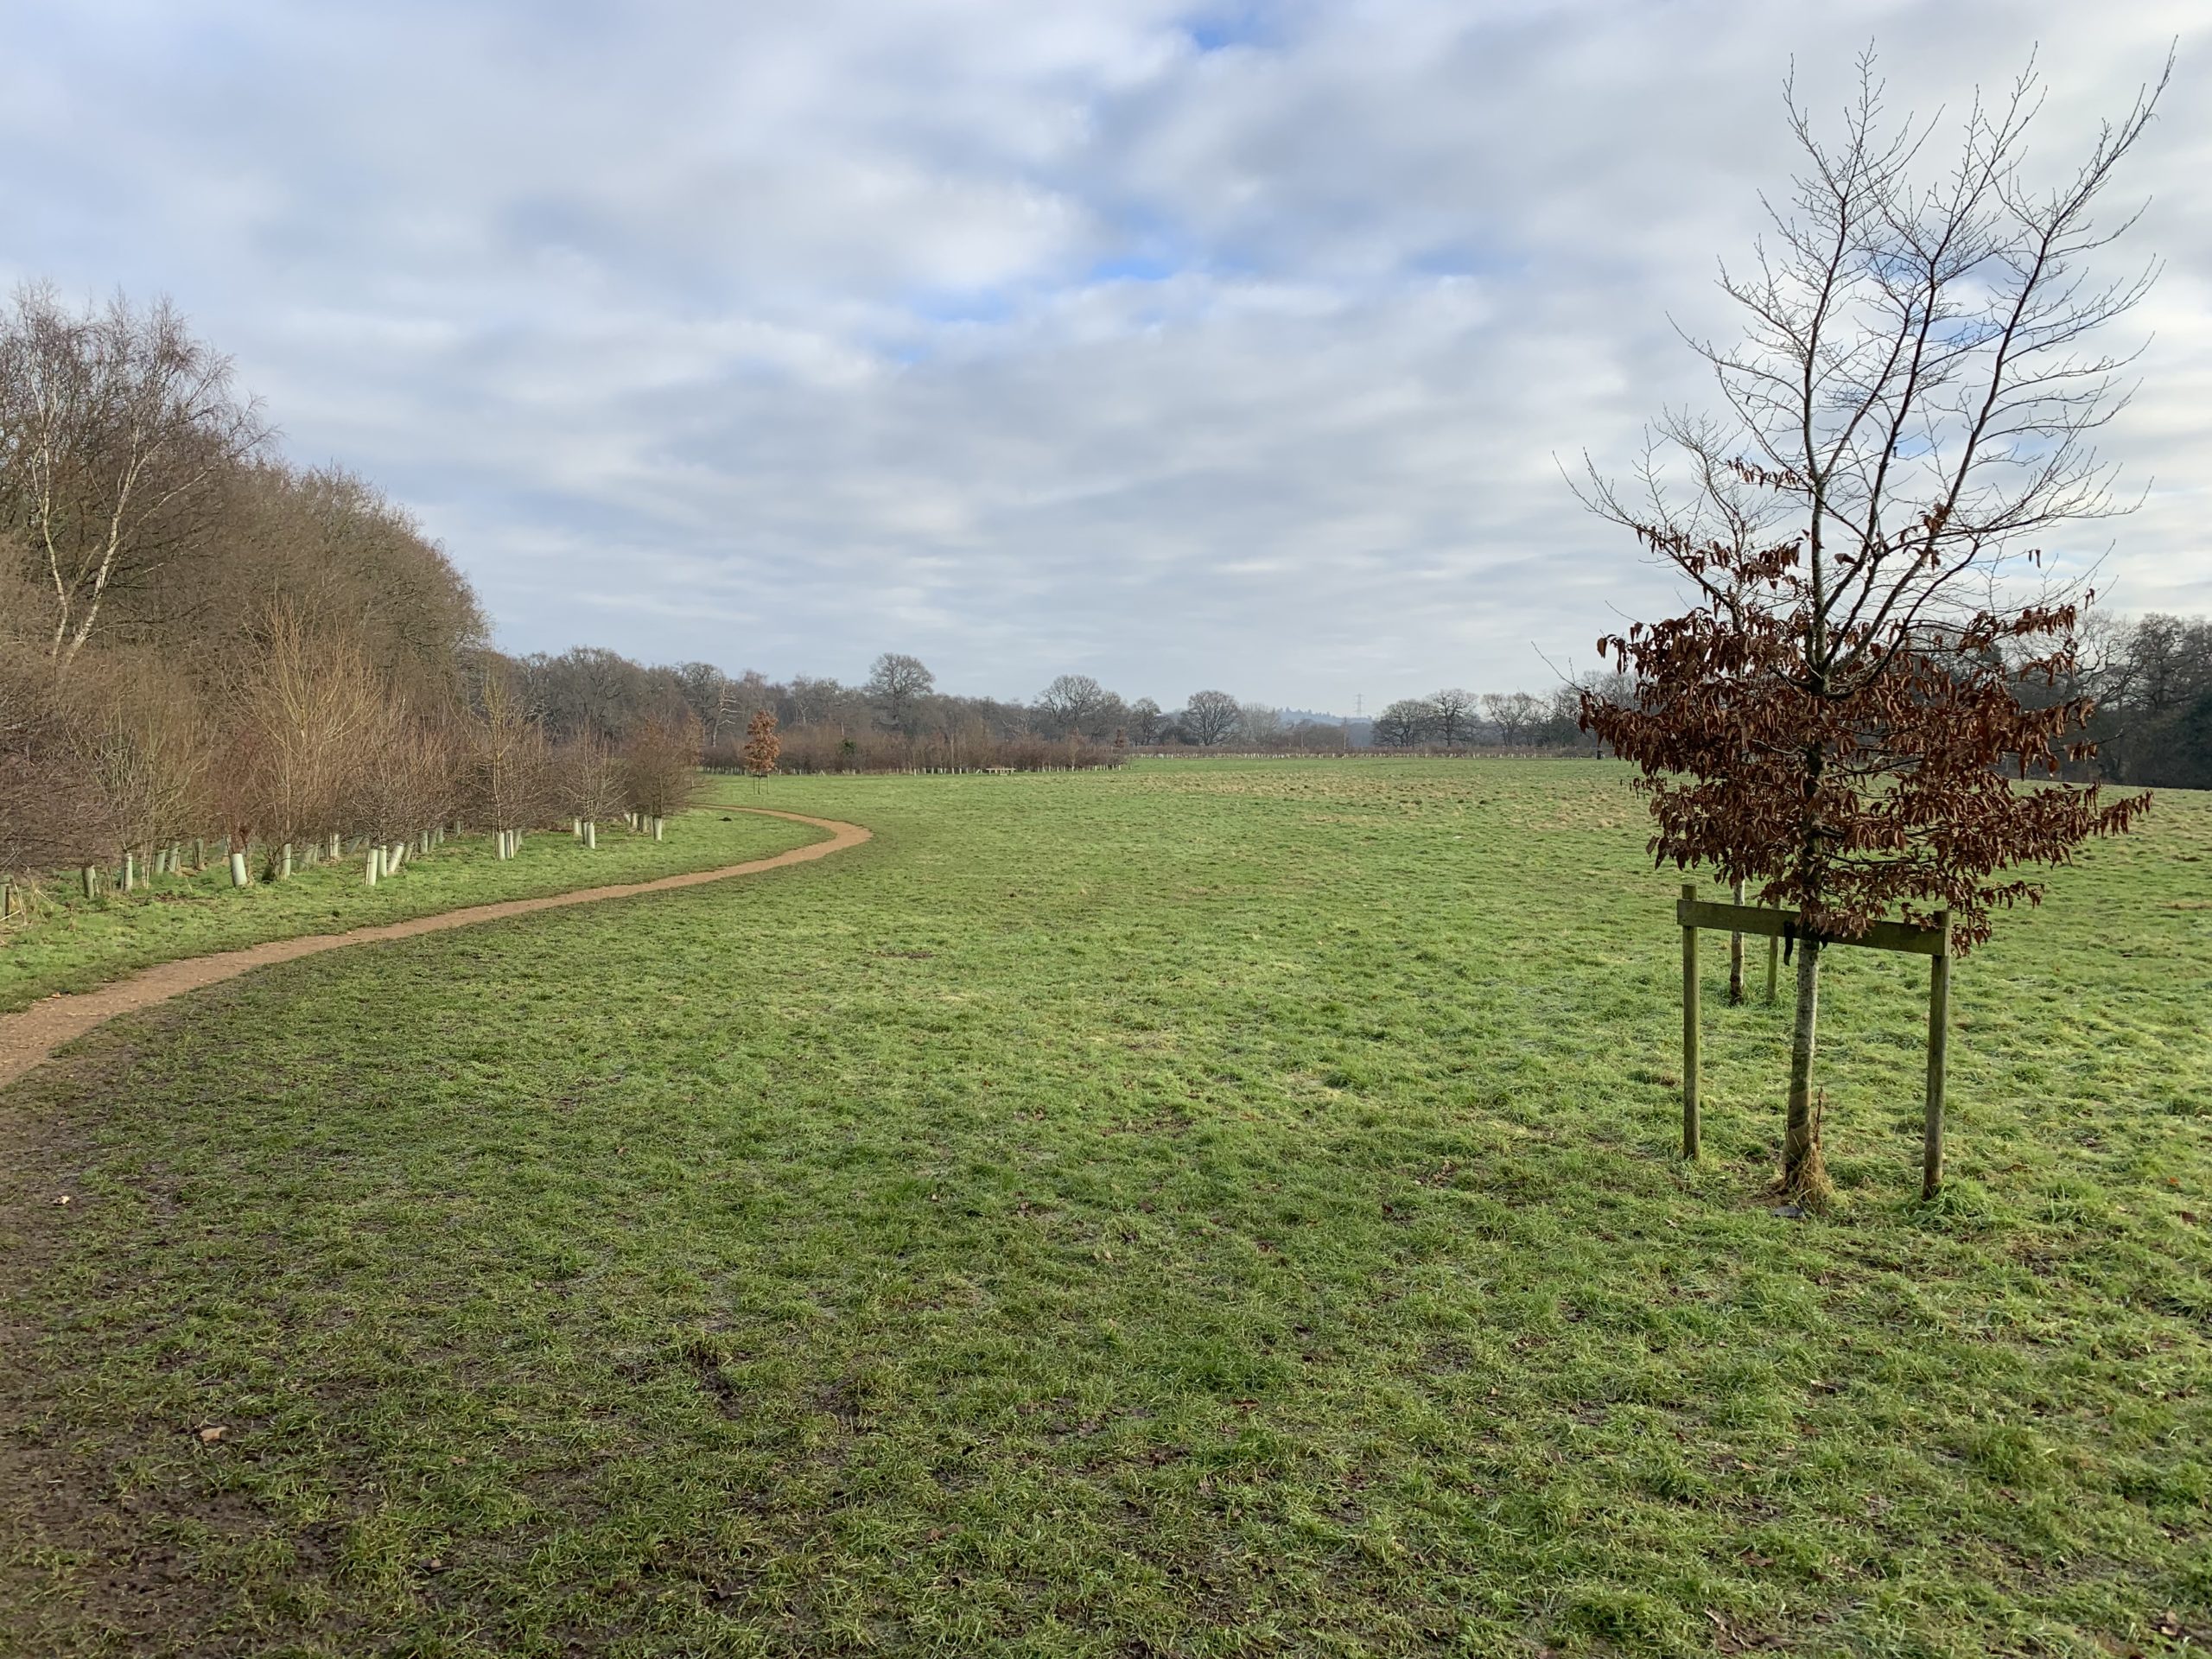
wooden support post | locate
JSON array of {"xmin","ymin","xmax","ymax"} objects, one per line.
[
  {"xmin": 1766, "ymin": 931, "xmax": 1779, "ymax": 1004},
  {"xmin": 1923, "ymin": 909, "xmax": 1950, "ymax": 1200},
  {"xmin": 1681, "ymin": 882, "xmax": 1700, "ymax": 1160}
]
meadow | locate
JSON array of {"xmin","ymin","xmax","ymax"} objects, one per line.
[{"xmin": 3, "ymin": 758, "xmax": 2207, "ymax": 1657}]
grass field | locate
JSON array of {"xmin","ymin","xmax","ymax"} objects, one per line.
[
  {"xmin": 0, "ymin": 810, "xmax": 820, "ymax": 1014},
  {"xmin": 3, "ymin": 759, "xmax": 2208, "ymax": 1656}
]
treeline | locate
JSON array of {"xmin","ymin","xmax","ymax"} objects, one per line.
[
  {"xmin": 2067, "ymin": 613, "xmax": 2212, "ymax": 789},
  {"xmin": 0, "ymin": 287, "xmax": 699, "ymax": 908},
  {"xmin": 1370, "ymin": 685, "xmax": 1616, "ymax": 751},
  {"xmin": 488, "ymin": 652, "xmax": 1342, "ymax": 764},
  {"xmin": 486, "ymin": 651, "xmax": 1609, "ymax": 769}
]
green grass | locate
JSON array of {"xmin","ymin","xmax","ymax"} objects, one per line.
[
  {"xmin": 0, "ymin": 810, "xmax": 820, "ymax": 1014},
  {"xmin": 3, "ymin": 759, "xmax": 2208, "ymax": 1656}
]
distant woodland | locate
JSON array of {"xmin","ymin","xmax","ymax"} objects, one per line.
[{"xmin": 3, "ymin": 287, "xmax": 2207, "ymax": 893}]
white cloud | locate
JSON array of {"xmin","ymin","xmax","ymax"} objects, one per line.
[{"xmin": 3, "ymin": 0, "xmax": 2206, "ymax": 708}]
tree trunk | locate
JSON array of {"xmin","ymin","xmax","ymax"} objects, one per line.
[
  {"xmin": 1781, "ymin": 936, "xmax": 1830, "ymax": 1203},
  {"xmin": 1728, "ymin": 879, "xmax": 1745, "ymax": 1005}
]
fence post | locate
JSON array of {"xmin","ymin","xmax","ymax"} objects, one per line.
[
  {"xmin": 1923, "ymin": 909, "xmax": 1951, "ymax": 1199},
  {"xmin": 1681, "ymin": 882, "xmax": 1700, "ymax": 1160},
  {"xmin": 1765, "ymin": 932, "xmax": 1779, "ymax": 1004}
]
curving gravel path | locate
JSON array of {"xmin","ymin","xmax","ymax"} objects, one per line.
[{"xmin": 0, "ymin": 807, "xmax": 869, "ymax": 1092}]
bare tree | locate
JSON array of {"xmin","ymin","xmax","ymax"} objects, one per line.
[
  {"xmin": 0, "ymin": 647, "xmax": 111, "ymax": 883},
  {"xmin": 469, "ymin": 668, "xmax": 546, "ymax": 857},
  {"xmin": 1036, "ymin": 673, "xmax": 1116, "ymax": 738},
  {"xmin": 0, "ymin": 287, "xmax": 267, "ymax": 665},
  {"xmin": 1579, "ymin": 51, "xmax": 2165, "ymax": 1201},
  {"xmin": 550, "ymin": 736, "xmax": 623, "ymax": 846},
  {"xmin": 236, "ymin": 607, "xmax": 378, "ymax": 874},
  {"xmin": 619, "ymin": 711, "xmax": 704, "ymax": 836},
  {"xmin": 1481, "ymin": 691, "xmax": 1546, "ymax": 745},
  {"xmin": 865, "ymin": 652, "xmax": 935, "ymax": 736},
  {"xmin": 80, "ymin": 648, "xmax": 211, "ymax": 886},
  {"xmin": 1372, "ymin": 698, "xmax": 1434, "ymax": 748},
  {"xmin": 1428, "ymin": 688, "xmax": 1478, "ymax": 745},
  {"xmin": 1128, "ymin": 696, "xmax": 1163, "ymax": 745},
  {"xmin": 1181, "ymin": 690, "xmax": 1241, "ymax": 747}
]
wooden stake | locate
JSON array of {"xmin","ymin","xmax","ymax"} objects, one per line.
[
  {"xmin": 1923, "ymin": 909, "xmax": 1951, "ymax": 1199},
  {"xmin": 1765, "ymin": 931, "xmax": 1779, "ymax": 1004},
  {"xmin": 1681, "ymin": 882, "xmax": 1700, "ymax": 1160}
]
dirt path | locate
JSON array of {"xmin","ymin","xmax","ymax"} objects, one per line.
[{"xmin": 0, "ymin": 807, "xmax": 869, "ymax": 1093}]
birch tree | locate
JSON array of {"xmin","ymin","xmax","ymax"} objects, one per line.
[{"xmin": 0, "ymin": 287, "xmax": 266, "ymax": 666}]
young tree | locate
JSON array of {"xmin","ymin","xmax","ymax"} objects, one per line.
[
  {"xmin": 550, "ymin": 735, "xmax": 623, "ymax": 845},
  {"xmin": 1580, "ymin": 54, "xmax": 2163, "ymax": 1201},
  {"xmin": 741, "ymin": 709, "xmax": 781, "ymax": 784},
  {"xmin": 0, "ymin": 647, "xmax": 111, "ymax": 884},
  {"xmin": 80, "ymin": 649, "xmax": 210, "ymax": 887},
  {"xmin": 619, "ymin": 711, "xmax": 704, "ymax": 836},
  {"xmin": 235, "ymin": 607, "xmax": 377, "ymax": 874},
  {"xmin": 469, "ymin": 667, "xmax": 546, "ymax": 856}
]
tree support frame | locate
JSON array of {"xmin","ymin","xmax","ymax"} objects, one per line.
[{"xmin": 1676, "ymin": 885, "xmax": 1952, "ymax": 1198}]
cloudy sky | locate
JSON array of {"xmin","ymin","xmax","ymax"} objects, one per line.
[{"xmin": 6, "ymin": 0, "xmax": 2206, "ymax": 709}]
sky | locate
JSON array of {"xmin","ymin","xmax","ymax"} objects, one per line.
[{"xmin": 4, "ymin": 0, "xmax": 2208, "ymax": 711}]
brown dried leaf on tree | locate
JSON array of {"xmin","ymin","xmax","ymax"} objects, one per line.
[{"xmin": 741, "ymin": 709, "xmax": 781, "ymax": 779}]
